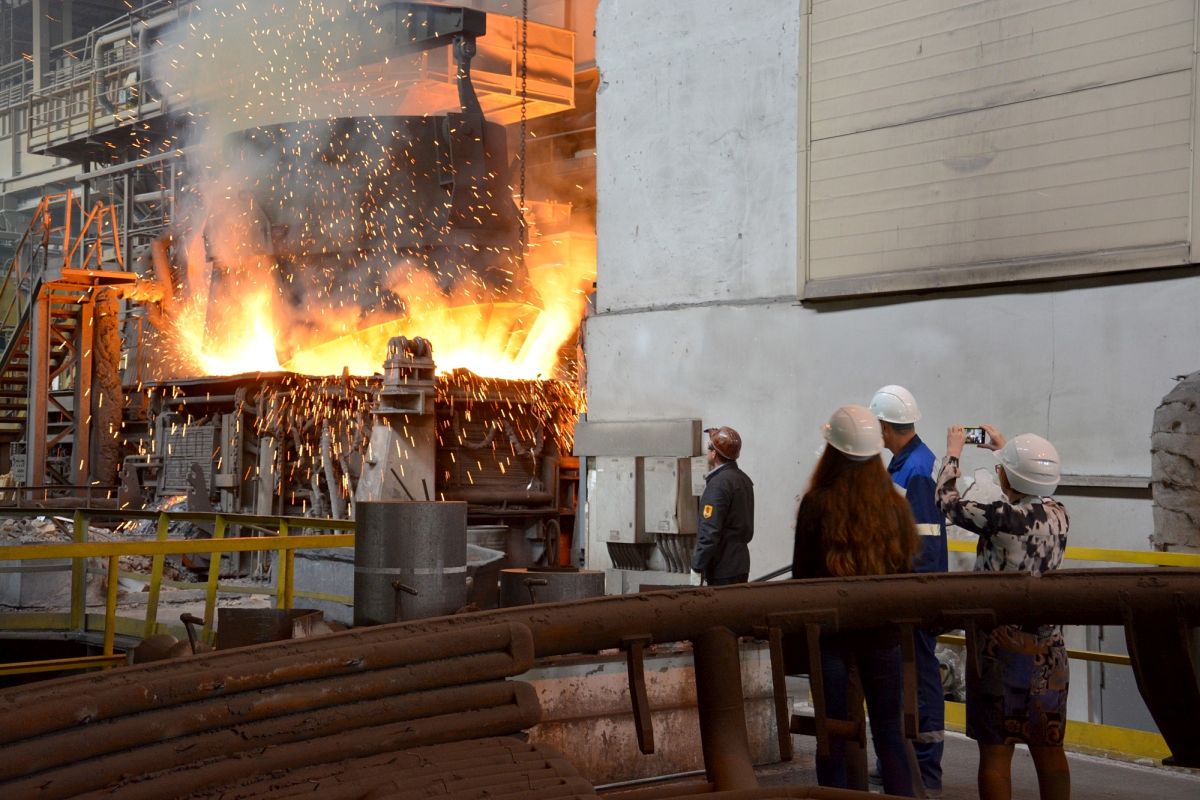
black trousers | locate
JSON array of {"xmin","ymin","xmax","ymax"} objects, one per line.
[{"xmin": 707, "ymin": 573, "xmax": 748, "ymax": 586}]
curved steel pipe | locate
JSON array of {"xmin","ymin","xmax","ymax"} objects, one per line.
[{"xmin": 693, "ymin": 626, "xmax": 759, "ymax": 791}]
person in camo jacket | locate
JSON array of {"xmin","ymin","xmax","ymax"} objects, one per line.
[{"xmin": 936, "ymin": 424, "xmax": 1071, "ymax": 800}]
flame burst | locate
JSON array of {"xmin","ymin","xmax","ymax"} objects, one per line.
[{"xmin": 153, "ymin": 2, "xmax": 593, "ymax": 382}]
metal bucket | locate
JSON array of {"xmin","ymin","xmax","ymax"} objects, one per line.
[
  {"xmin": 499, "ymin": 566, "xmax": 605, "ymax": 607},
  {"xmin": 354, "ymin": 501, "xmax": 468, "ymax": 625}
]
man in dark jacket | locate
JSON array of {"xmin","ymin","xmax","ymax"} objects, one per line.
[{"xmin": 691, "ymin": 426, "xmax": 755, "ymax": 585}]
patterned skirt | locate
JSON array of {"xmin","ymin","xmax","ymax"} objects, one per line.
[{"xmin": 965, "ymin": 624, "xmax": 1069, "ymax": 746}]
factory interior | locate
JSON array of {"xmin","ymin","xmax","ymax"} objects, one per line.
[{"xmin": 0, "ymin": 1, "xmax": 1198, "ymax": 799}]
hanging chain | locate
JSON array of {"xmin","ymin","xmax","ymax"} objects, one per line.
[{"xmin": 518, "ymin": 0, "xmax": 529, "ymax": 228}]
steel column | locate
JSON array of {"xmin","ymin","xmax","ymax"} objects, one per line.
[
  {"xmin": 25, "ymin": 285, "xmax": 49, "ymax": 486},
  {"xmin": 693, "ymin": 626, "xmax": 759, "ymax": 791},
  {"xmin": 71, "ymin": 296, "xmax": 93, "ymax": 483}
]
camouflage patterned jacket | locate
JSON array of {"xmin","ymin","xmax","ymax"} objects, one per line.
[{"xmin": 934, "ymin": 456, "xmax": 1069, "ymax": 576}]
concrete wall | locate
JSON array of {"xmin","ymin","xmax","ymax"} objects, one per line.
[
  {"xmin": 524, "ymin": 643, "xmax": 780, "ymax": 784},
  {"xmin": 591, "ymin": 0, "xmax": 1200, "ymax": 726}
]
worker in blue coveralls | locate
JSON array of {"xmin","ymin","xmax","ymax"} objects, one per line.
[{"xmin": 870, "ymin": 385, "xmax": 947, "ymax": 798}]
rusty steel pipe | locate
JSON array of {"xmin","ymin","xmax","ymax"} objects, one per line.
[
  {"xmin": 3, "ymin": 569, "xmax": 1200, "ymax": 796},
  {"xmin": 386, "ymin": 569, "xmax": 1200, "ymax": 656},
  {"xmin": 693, "ymin": 626, "xmax": 759, "ymax": 792},
  {"xmin": 7, "ymin": 681, "xmax": 534, "ymax": 800},
  {"xmin": 674, "ymin": 789, "xmax": 909, "ymax": 799},
  {"xmin": 0, "ymin": 621, "xmax": 533, "ymax": 746},
  {"xmin": 0, "ymin": 648, "xmax": 527, "ymax": 782},
  {"xmin": 95, "ymin": 704, "xmax": 542, "ymax": 800},
  {"xmin": 231, "ymin": 739, "xmax": 568, "ymax": 800},
  {"xmin": 0, "ymin": 616, "xmax": 530, "ymax": 716},
  {"xmin": 10, "ymin": 570, "xmax": 1195, "ymax": 732},
  {"xmin": 31, "ymin": 685, "xmax": 541, "ymax": 800},
  {"xmin": 604, "ymin": 783, "xmax": 910, "ymax": 800}
]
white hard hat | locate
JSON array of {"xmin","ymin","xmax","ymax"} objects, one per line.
[
  {"xmin": 996, "ymin": 434, "xmax": 1061, "ymax": 496},
  {"xmin": 823, "ymin": 405, "xmax": 884, "ymax": 460},
  {"xmin": 870, "ymin": 385, "xmax": 921, "ymax": 424}
]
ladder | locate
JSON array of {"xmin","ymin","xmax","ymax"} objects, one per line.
[{"xmin": 0, "ymin": 190, "xmax": 138, "ymax": 487}]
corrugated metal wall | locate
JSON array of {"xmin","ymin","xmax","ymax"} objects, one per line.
[{"xmin": 804, "ymin": 0, "xmax": 1197, "ymax": 296}]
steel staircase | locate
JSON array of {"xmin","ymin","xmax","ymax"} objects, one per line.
[{"xmin": 0, "ymin": 191, "xmax": 137, "ymax": 486}]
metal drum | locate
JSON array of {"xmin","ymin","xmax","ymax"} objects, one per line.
[
  {"xmin": 499, "ymin": 566, "xmax": 605, "ymax": 607},
  {"xmin": 354, "ymin": 501, "xmax": 468, "ymax": 625}
]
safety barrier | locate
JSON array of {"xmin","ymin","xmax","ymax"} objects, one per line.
[
  {"xmin": 3, "ymin": 514, "xmax": 1199, "ymax": 760},
  {"xmin": 0, "ymin": 508, "xmax": 355, "ymax": 676},
  {"xmin": 942, "ymin": 538, "xmax": 1200, "ymax": 666}
]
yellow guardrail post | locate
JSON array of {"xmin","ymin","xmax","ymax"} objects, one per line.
[
  {"xmin": 103, "ymin": 554, "xmax": 119, "ymax": 659},
  {"xmin": 201, "ymin": 514, "xmax": 226, "ymax": 644},
  {"xmin": 283, "ymin": 548, "xmax": 296, "ymax": 610},
  {"xmin": 277, "ymin": 517, "xmax": 292, "ymax": 610},
  {"xmin": 69, "ymin": 510, "xmax": 87, "ymax": 631},
  {"xmin": 142, "ymin": 511, "xmax": 170, "ymax": 639}
]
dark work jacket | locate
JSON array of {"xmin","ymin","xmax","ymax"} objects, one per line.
[
  {"xmin": 692, "ymin": 461, "xmax": 755, "ymax": 583},
  {"xmin": 887, "ymin": 435, "xmax": 948, "ymax": 573},
  {"xmin": 792, "ymin": 491, "xmax": 905, "ymax": 649}
]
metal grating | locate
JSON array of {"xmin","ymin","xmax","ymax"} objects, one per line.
[{"xmin": 160, "ymin": 425, "xmax": 214, "ymax": 492}]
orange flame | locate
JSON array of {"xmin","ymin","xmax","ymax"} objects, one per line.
[{"xmin": 169, "ymin": 208, "xmax": 594, "ymax": 380}]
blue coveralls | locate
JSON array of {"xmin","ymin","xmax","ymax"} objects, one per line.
[{"xmin": 888, "ymin": 435, "xmax": 947, "ymax": 791}]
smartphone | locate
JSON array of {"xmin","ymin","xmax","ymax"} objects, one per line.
[{"xmin": 964, "ymin": 427, "xmax": 988, "ymax": 445}]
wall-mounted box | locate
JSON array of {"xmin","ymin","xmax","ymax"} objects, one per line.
[
  {"xmin": 689, "ymin": 457, "xmax": 708, "ymax": 497},
  {"xmin": 589, "ymin": 457, "xmax": 653, "ymax": 544},
  {"xmin": 642, "ymin": 457, "xmax": 698, "ymax": 535}
]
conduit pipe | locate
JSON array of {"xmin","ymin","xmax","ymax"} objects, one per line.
[
  {"xmin": 693, "ymin": 626, "xmax": 758, "ymax": 791},
  {"xmin": 0, "ymin": 649, "xmax": 526, "ymax": 781},
  {"xmin": 14, "ymin": 682, "xmax": 536, "ymax": 800}
]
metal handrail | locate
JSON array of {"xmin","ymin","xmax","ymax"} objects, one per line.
[
  {"xmin": 752, "ymin": 541, "xmax": 1200, "ymax": 671},
  {"xmin": 0, "ymin": 508, "xmax": 357, "ymax": 676}
]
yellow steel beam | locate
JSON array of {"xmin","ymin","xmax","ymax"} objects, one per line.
[
  {"xmin": 102, "ymin": 554, "xmax": 118, "ymax": 658},
  {"xmin": 0, "ymin": 654, "xmax": 126, "ymax": 677},
  {"xmin": 292, "ymin": 589, "xmax": 354, "ymax": 605},
  {"xmin": 937, "ymin": 634, "xmax": 1132, "ymax": 667},
  {"xmin": 275, "ymin": 518, "xmax": 290, "ymax": 610},
  {"xmin": 0, "ymin": 612, "xmax": 73, "ymax": 630},
  {"xmin": 201, "ymin": 516, "xmax": 226, "ymax": 643},
  {"xmin": 283, "ymin": 549, "xmax": 295, "ymax": 610},
  {"xmin": 69, "ymin": 510, "xmax": 86, "ymax": 631},
  {"xmin": 0, "ymin": 533, "xmax": 354, "ymax": 560},
  {"xmin": 944, "ymin": 702, "xmax": 1170, "ymax": 761},
  {"xmin": 119, "ymin": 570, "xmax": 279, "ymax": 598},
  {"xmin": 0, "ymin": 507, "xmax": 356, "ymax": 531},
  {"xmin": 946, "ymin": 539, "xmax": 1200, "ymax": 567},
  {"xmin": 143, "ymin": 512, "xmax": 170, "ymax": 639}
]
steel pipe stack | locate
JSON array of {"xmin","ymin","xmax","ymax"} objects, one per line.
[
  {"xmin": 2, "ymin": 569, "xmax": 1199, "ymax": 798},
  {"xmin": 0, "ymin": 623, "xmax": 538, "ymax": 799}
]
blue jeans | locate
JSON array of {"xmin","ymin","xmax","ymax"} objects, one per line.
[
  {"xmin": 914, "ymin": 627, "xmax": 945, "ymax": 789},
  {"xmin": 816, "ymin": 637, "xmax": 915, "ymax": 797}
]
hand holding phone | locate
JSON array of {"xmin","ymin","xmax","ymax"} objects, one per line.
[{"xmin": 963, "ymin": 426, "xmax": 989, "ymax": 446}]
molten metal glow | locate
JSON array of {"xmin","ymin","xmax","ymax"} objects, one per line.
[
  {"xmin": 170, "ymin": 236, "xmax": 592, "ymax": 380},
  {"xmin": 173, "ymin": 283, "xmax": 284, "ymax": 375}
]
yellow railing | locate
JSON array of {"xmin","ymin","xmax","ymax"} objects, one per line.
[{"xmin": 0, "ymin": 509, "xmax": 355, "ymax": 676}]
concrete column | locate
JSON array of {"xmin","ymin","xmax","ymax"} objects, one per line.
[{"xmin": 692, "ymin": 625, "xmax": 759, "ymax": 791}]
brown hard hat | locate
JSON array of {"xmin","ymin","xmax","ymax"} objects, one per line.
[{"xmin": 705, "ymin": 426, "xmax": 742, "ymax": 461}]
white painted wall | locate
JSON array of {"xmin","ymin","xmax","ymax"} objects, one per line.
[{"xmin": 592, "ymin": 0, "xmax": 1200, "ymax": 727}]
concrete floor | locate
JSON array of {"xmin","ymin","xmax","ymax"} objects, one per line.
[{"xmin": 755, "ymin": 730, "xmax": 1200, "ymax": 799}]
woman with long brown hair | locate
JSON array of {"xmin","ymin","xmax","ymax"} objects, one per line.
[{"xmin": 793, "ymin": 405, "xmax": 920, "ymax": 796}]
